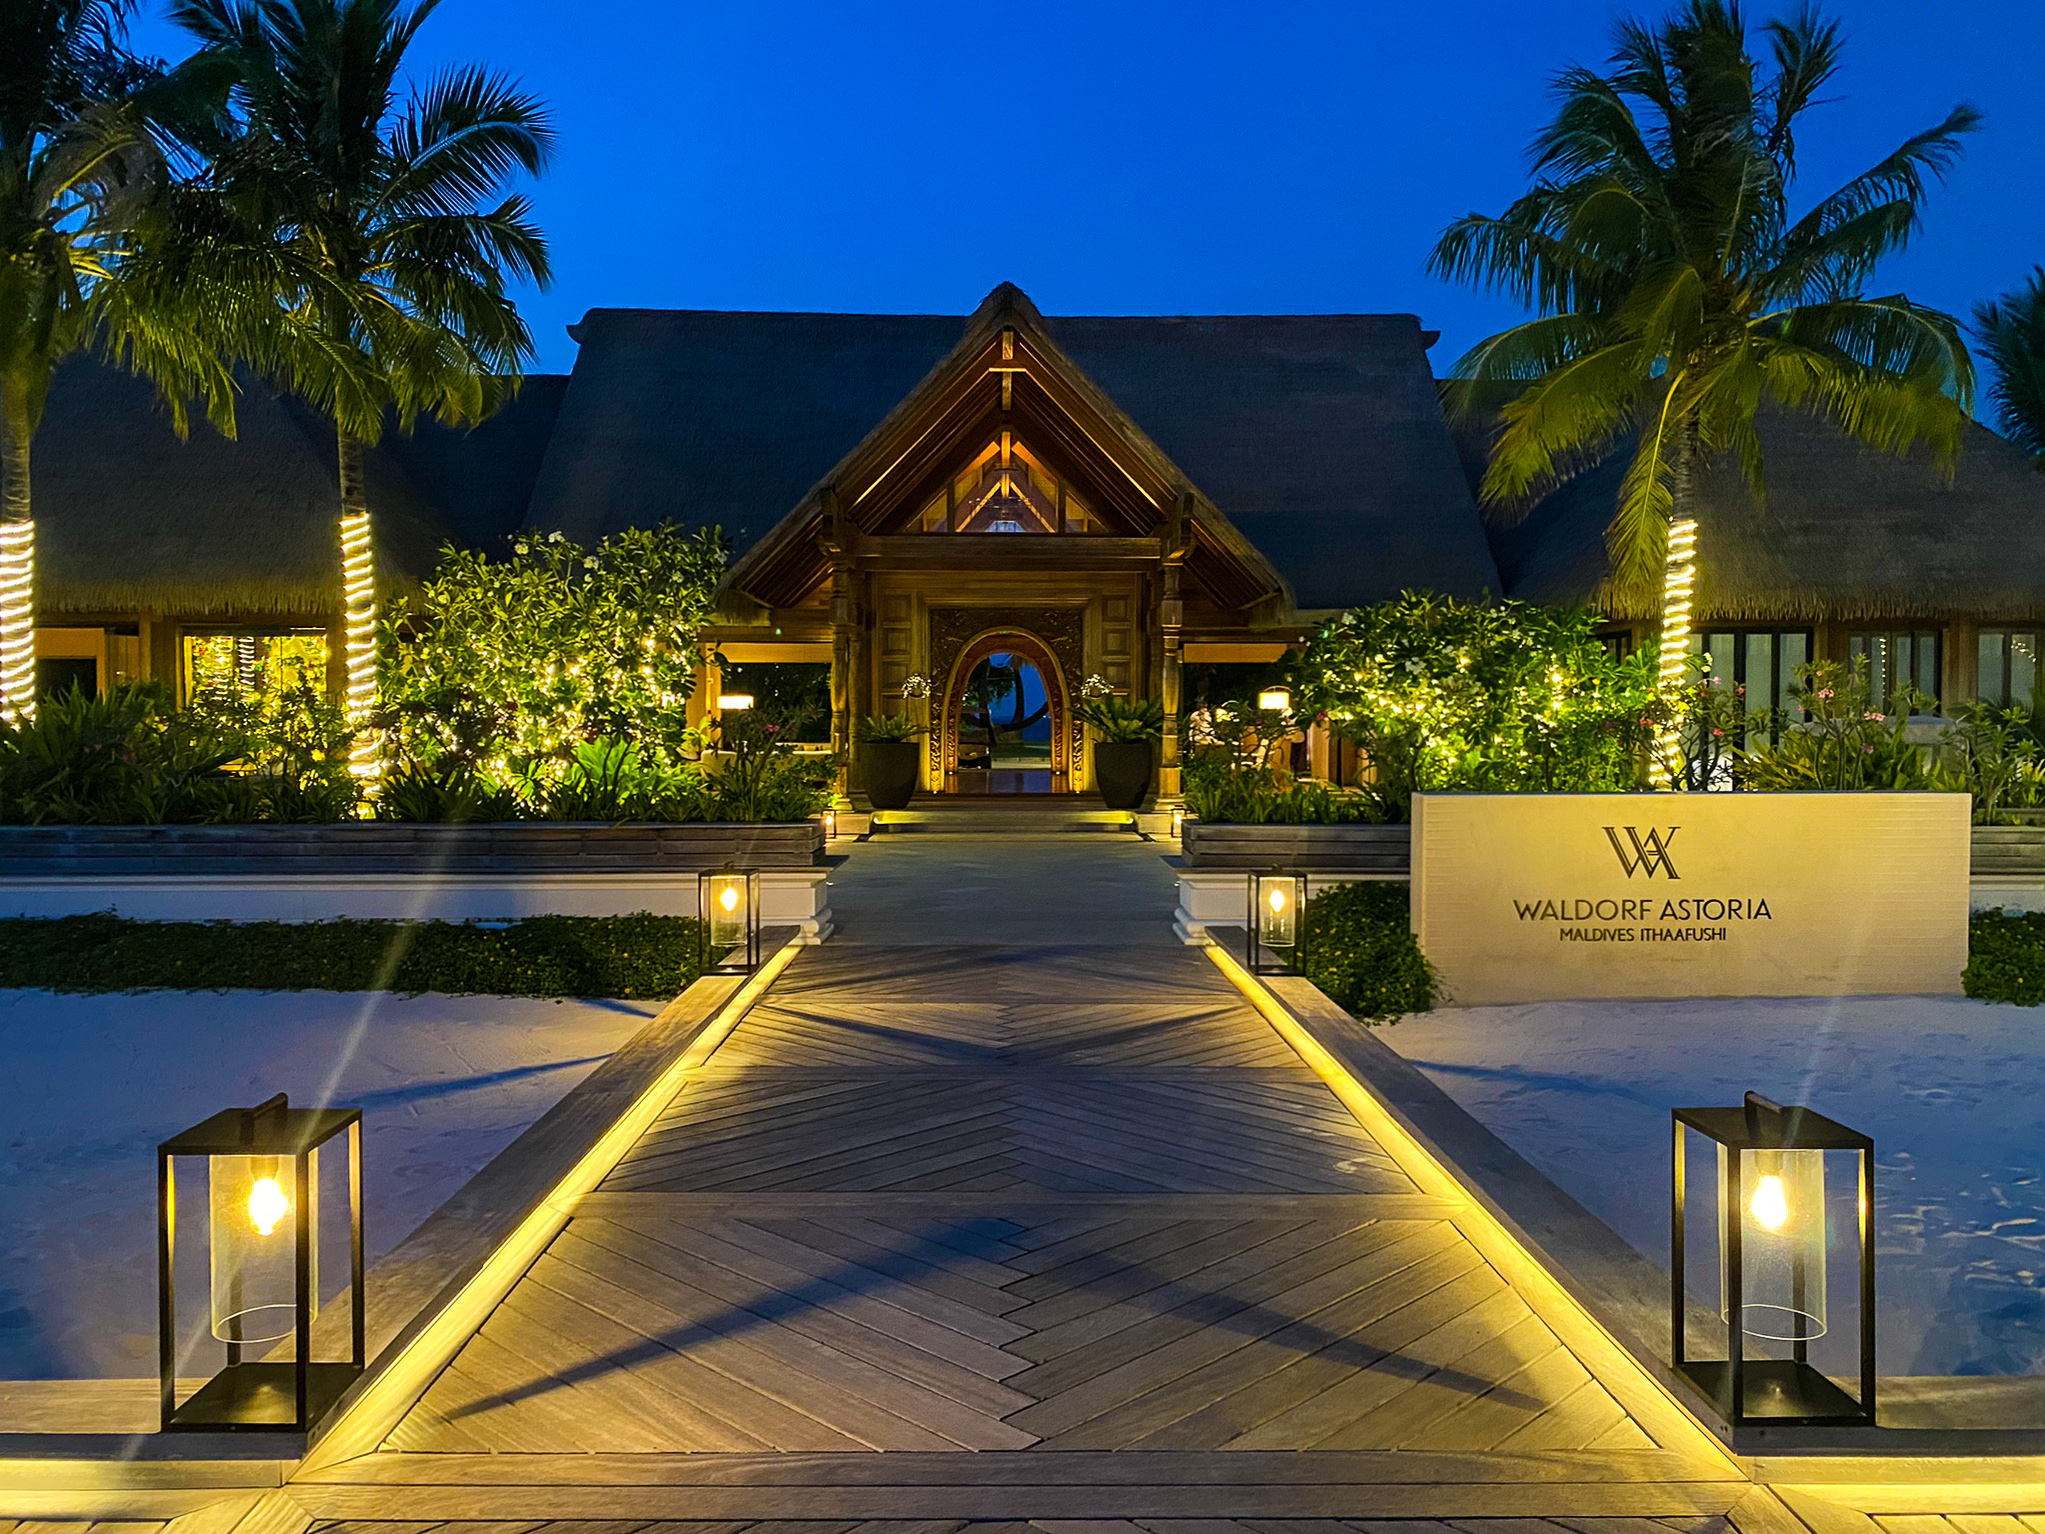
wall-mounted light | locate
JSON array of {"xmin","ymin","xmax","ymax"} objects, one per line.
[
  {"xmin": 1246, "ymin": 869, "xmax": 1306, "ymax": 975},
  {"xmin": 1672, "ymin": 1091, "xmax": 1875, "ymax": 1427},
  {"xmin": 716, "ymin": 693, "xmax": 754, "ymax": 712},
  {"xmin": 1258, "ymin": 687, "xmax": 1291, "ymax": 712},
  {"xmin": 158, "ymin": 1092, "xmax": 363, "ymax": 1431},
  {"xmin": 699, "ymin": 866, "xmax": 762, "ymax": 975}
]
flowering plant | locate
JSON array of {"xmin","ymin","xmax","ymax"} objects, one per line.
[
  {"xmin": 899, "ymin": 673, "xmax": 931, "ymax": 700},
  {"xmin": 381, "ymin": 524, "xmax": 727, "ymax": 791},
  {"xmin": 1080, "ymin": 673, "xmax": 1114, "ymax": 700}
]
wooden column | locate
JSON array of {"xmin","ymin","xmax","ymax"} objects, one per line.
[
  {"xmin": 821, "ymin": 488, "xmax": 855, "ymax": 805},
  {"xmin": 1158, "ymin": 493, "xmax": 1191, "ymax": 800}
]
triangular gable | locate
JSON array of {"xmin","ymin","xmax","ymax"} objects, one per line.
[{"xmin": 722, "ymin": 283, "xmax": 1291, "ymax": 615}]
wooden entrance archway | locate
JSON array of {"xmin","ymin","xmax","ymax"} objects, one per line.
[{"xmin": 936, "ymin": 629, "xmax": 1070, "ymax": 793}]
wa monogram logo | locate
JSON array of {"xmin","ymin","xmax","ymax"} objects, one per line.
[{"xmin": 1604, "ymin": 825, "xmax": 1681, "ymax": 879}]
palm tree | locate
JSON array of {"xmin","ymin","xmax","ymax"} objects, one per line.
[
  {"xmin": 0, "ymin": 0, "xmax": 239, "ymax": 722},
  {"xmin": 1430, "ymin": 1, "xmax": 1976, "ymax": 709},
  {"xmin": 170, "ymin": 0, "xmax": 552, "ymax": 783},
  {"xmin": 1974, "ymin": 270, "xmax": 2045, "ymax": 463}
]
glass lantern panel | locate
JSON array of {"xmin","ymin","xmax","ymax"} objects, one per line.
[
  {"xmin": 1716, "ymin": 1144, "xmax": 1827, "ymax": 1343},
  {"xmin": 209, "ymin": 1153, "xmax": 318, "ymax": 1346},
  {"xmin": 1257, "ymin": 876, "xmax": 1302, "ymax": 949},
  {"xmin": 707, "ymin": 874, "xmax": 748, "ymax": 950}
]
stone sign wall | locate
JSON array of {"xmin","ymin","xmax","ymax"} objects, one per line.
[{"xmin": 1411, "ymin": 792, "xmax": 1971, "ymax": 1004}]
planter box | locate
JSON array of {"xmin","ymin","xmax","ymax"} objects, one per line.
[
  {"xmin": 0, "ymin": 821, "xmax": 824, "ymax": 877},
  {"xmin": 1181, "ymin": 821, "xmax": 1410, "ymax": 871},
  {"xmin": 1971, "ymin": 826, "xmax": 2045, "ymax": 876}
]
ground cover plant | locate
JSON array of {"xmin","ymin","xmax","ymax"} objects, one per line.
[
  {"xmin": 0, "ymin": 913, "xmax": 705, "ymax": 997},
  {"xmin": 1291, "ymin": 881, "xmax": 1436, "ymax": 1023},
  {"xmin": 1963, "ymin": 911, "xmax": 2045, "ymax": 1007}
]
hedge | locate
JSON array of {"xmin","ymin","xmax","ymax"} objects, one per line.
[
  {"xmin": 1964, "ymin": 910, "xmax": 2045, "ymax": 1006},
  {"xmin": 1293, "ymin": 880, "xmax": 1436, "ymax": 1023},
  {"xmin": 0, "ymin": 913, "xmax": 706, "ymax": 997}
]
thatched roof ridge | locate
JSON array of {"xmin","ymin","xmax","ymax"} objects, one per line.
[
  {"xmin": 31, "ymin": 359, "xmax": 561, "ymax": 618},
  {"xmin": 526, "ymin": 287, "xmax": 1501, "ymax": 611},
  {"xmin": 1479, "ymin": 406, "xmax": 2045, "ymax": 623}
]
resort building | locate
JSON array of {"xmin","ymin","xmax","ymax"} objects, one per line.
[{"xmin": 30, "ymin": 282, "xmax": 2045, "ymax": 798}]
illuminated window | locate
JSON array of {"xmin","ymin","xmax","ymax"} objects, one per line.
[
  {"xmin": 1690, "ymin": 629, "xmax": 1810, "ymax": 743},
  {"xmin": 183, "ymin": 631, "xmax": 330, "ymax": 704},
  {"xmin": 1848, "ymin": 630, "xmax": 1940, "ymax": 712},
  {"xmin": 915, "ymin": 434, "xmax": 1096, "ymax": 534},
  {"xmin": 1978, "ymin": 629, "xmax": 2041, "ymax": 710}
]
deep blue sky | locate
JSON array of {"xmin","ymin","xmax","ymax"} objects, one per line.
[{"xmin": 130, "ymin": 0, "xmax": 2045, "ymax": 377}]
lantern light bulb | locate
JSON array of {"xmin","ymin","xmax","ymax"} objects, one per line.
[
  {"xmin": 1268, "ymin": 885, "xmax": 1288, "ymax": 914},
  {"xmin": 1750, "ymin": 1172, "xmax": 1789, "ymax": 1233},
  {"xmin": 248, "ymin": 1175, "xmax": 289, "ymax": 1237},
  {"xmin": 719, "ymin": 884, "xmax": 740, "ymax": 914}
]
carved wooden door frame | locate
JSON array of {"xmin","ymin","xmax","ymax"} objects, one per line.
[{"xmin": 928, "ymin": 606, "xmax": 1085, "ymax": 793}]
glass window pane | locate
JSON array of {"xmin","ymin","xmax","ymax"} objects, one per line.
[
  {"xmin": 1980, "ymin": 632, "xmax": 2007, "ymax": 705},
  {"xmin": 1914, "ymin": 632, "xmax": 1940, "ymax": 704}
]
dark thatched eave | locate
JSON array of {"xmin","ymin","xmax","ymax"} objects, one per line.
[
  {"xmin": 31, "ymin": 359, "xmax": 562, "ymax": 619},
  {"xmin": 719, "ymin": 282, "xmax": 1292, "ymax": 617},
  {"xmin": 524, "ymin": 286, "xmax": 1499, "ymax": 615},
  {"xmin": 1480, "ymin": 405, "xmax": 2045, "ymax": 624}
]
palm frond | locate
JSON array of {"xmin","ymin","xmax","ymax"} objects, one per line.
[
  {"xmin": 1973, "ymin": 269, "xmax": 2045, "ymax": 460},
  {"xmin": 1780, "ymin": 104, "xmax": 1981, "ymax": 253}
]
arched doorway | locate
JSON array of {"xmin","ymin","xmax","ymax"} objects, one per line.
[{"xmin": 937, "ymin": 630, "xmax": 1070, "ymax": 794}]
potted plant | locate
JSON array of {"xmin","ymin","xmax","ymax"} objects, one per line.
[
  {"xmin": 1077, "ymin": 690, "xmax": 1165, "ymax": 810},
  {"xmin": 857, "ymin": 713, "xmax": 926, "ymax": 809}
]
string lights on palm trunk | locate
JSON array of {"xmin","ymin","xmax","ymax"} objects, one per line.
[
  {"xmin": 1652, "ymin": 517, "xmax": 1698, "ymax": 786},
  {"xmin": 0, "ymin": 520, "xmax": 36, "ymax": 723},
  {"xmin": 340, "ymin": 511, "xmax": 381, "ymax": 784}
]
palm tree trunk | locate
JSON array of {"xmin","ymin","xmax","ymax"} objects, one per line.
[
  {"xmin": 337, "ymin": 429, "xmax": 381, "ymax": 784},
  {"xmin": 1653, "ymin": 426, "xmax": 1702, "ymax": 786},
  {"xmin": 0, "ymin": 383, "xmax": 38, "ymax": 724}
]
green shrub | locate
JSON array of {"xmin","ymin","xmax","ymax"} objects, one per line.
[
  {"xmin": 1183, "ymin": 754, "xmax": 1384, "ymax": 824},
  {"xmin": 1293, "ymin": 880, "xmax": 1436, "ymax": 1022},
  {"xmin": 1293, "ymin": 592, "xmax": 1655, "ymax": 816},
  {"xmin": 0, "ymin": 913, "xmax": 706, "ymax": 997},
  {"xmin": 1964, "ymin": 911, "xmax": 2045, "ymax": 1006},
  {"xmin": 1738, "ymin": 659, "xmax": 1938, "ymax": 792}
]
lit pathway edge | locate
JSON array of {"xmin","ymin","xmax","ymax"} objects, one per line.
[
  {"xmin": 1202, "ymin": 941, "xmax": 1738, "ymax": 1478},
  {"xmin": 1205, "ymin": 942, "xmax": 2045, "ymax": 1510},
  {"xmin": 295, "ymin": 932, "xmax": 801, "ymax": 1474}
]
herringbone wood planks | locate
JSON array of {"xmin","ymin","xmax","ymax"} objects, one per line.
[
  {"xmin": 379, "ymin": 935, "xmax": 1714, "ymax": 1507},
  {"xmin": 602, "ymin": 1071, "xmax": 1412, "ymax": 1194},
  {"xmin": 393, "ymin": 1205, "xmax": 1646, "ymax": 1455}
]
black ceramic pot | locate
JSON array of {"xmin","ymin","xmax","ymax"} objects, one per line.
[
  {"xmin": 1092, "ymin": 739, "xmax": 1154, "ymax": 811},
  {"xmin": 863, "ymin": 739, "xmax": 922, "ymax": 810}
]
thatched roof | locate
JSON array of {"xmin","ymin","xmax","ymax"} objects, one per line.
[
  {"xmin": 524, "ymin": 287, "xmax": 1502, "ymax": 612},
  {"xmin": 30, "ymin": 359, "xmax": 561, "ymax": 618},
  {"xmin": 1481, "ymin": 406, "xmax": 2045, "ymax": 622}
]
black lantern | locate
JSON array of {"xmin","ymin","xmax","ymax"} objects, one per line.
[
  {"xmin": 820, "ymin": 808, "xmax": 838, "ymax": 842},
  {"xmin": 1245, "ymin": 869, "xmax": 1306, "ymax": 974},
  {"xmin": 1672, "ymin": 1092, "xmax": 1875, "ymax": 1428},
  {"xmin": 158, "ymin": 1092, "xmax": 363, "ymax": 1431},
  {"xmin": 699, "ymin": 866, "xmax": 761, "ymax": 974}
]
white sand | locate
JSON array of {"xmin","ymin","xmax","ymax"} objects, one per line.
[
  {"xmin": 1380, "ymin": 995, "xmax": 2045, "ymax": 1375},
  {"xmin": 0, "ymin": 989, "xmax": 657, "ymax": 1378}
]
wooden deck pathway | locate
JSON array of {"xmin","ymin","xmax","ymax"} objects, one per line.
[{"xmin": 256, "ymin": 932, "xmax": 1829, "ymax": 1529}]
